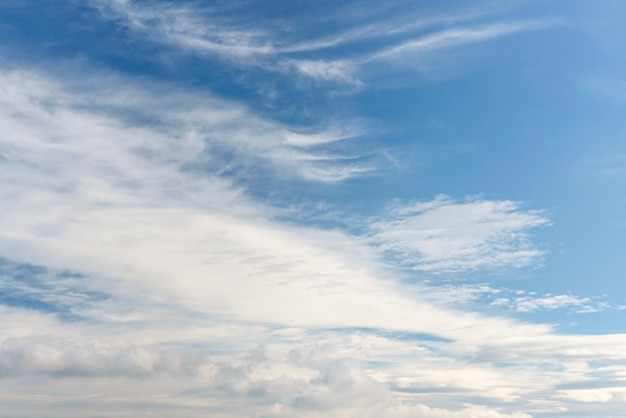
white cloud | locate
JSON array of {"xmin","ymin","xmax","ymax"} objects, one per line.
[
  {"xmin": 490, "ymin": 297, "xmax": 511, "ymax": 307},
  {"xmin": 287, "ymin": 59, "xmax": 360, "ymax": 85},
  {"xmin": 90, "ymin": 0, "xmax": 551, "ymax": 87},
  {"xmin": 94, "ymin": 0, "xmax": 275, "ymax": 58},
  {"xmin": 370, "ymin": 195, "xmax": 549, "ymax": 272},
  {"xmin": 483, "ymin": 292, "xmax": 606, "ymax": 314},
  {"xmin": 557, "ymin": 388, "xmax": 626, "ymax": 403},
  {"xmin": 0, "ymin": 334, "xmax": 536, "ymax": 418},
  {"xmin": 0, "ymin": 337, "xmax": 204, "ymax": 377},
  {"xmin": 418, "ymin": 283, "xmax": 501, "ymax": 305},
  {"xmin": 372, "ymin": 21, "xmax": 547, "ymax": 62},
  {"xmin": 515, "ymin": 294, "xmax": 590, "ymax": 313},
  {"xmin": 0, "ymin": 68, "xmax": 371, "ymax": 191},
  {"xmin": 418, "ymin": 284, "xmax": 602, "ymax": 315}
]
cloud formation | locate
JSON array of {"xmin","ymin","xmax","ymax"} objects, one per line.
[
  {"xmin": 370, "ymin": 195, "xmax": 549, "ymax": 272},
  {"xmin": 90, "ymin": 0, "xmax": 549, "ymax": 87},
  {"xmin": 0, "ymin": 65, "xmax": 550, "ymax": 416},
  {"xmin": 0, "ymin": 1, "xmax": 625, "ymax": 417}
]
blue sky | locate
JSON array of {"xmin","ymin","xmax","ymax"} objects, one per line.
[{"xmin": 1, "ymin": 1, "xmax": 626, "ymax": 417}]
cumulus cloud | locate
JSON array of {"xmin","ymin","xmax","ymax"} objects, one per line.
[
  {"xmin": 0, "ymin": 336, "xmax": 536, "ymax": 418},
  {"xmin": 0, "ymin": 337, "xmax": 204, "ymax": 378}
]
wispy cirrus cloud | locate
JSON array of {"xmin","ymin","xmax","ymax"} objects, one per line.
[
  {"xmin": 0, "ymin": 69, "xmax": 371, "ymax": 188},
  {"xmin": 371, "ymin": 21, "xmax": 547, "ymax": 61},
  {"xmin": 94, "ymin": 0, "xmax": 275, "ymax": 58},
  {"xmin": 89, "ymin": 0, "xmax": 551, "ymax": 86}
]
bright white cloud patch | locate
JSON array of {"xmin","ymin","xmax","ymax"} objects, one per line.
[{"xmin": 371, "ymin": 195, "xmax": 549, "ymax": 272}]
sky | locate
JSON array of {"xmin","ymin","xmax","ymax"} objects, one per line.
[{"xmin": 1, "ymin": 0, "xmax": 626, "ymax": 417}]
